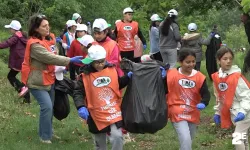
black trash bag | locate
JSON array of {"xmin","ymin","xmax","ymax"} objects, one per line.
[
  {"xmin": 120, "ymin": 59, "xmax": 168, "ymax": 134},
  {"xmin": 54, "ymin": 89, "xmax": 70, "ymax": 120},
  {"xmin": 54, "ymin": 76, "xmax": 74, "ymax": 97},
  {"xmin": 53, "ymin": 77, "xmax": 74, "ymax": 120}
]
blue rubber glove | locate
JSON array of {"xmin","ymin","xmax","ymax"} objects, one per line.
[
  {"xmin": 56, "ymin": 37, "xmax": 62, "ymax": 43},
  {"xmin": 160, "ymin": 67, "xmax": 166, "ymax": 78},
  {"xmin": 70, "ymin": 56, "xmax": 83, "ymax": 64},
  {"xmin": 63, "ymin": 69, "xmax": 68, "ymax": 74},
  {"xmin": 210, "ymin": 32, "xmax": 215, "ymax": 37},
  {"xmin": 234, "ymin": 112, "xmax": 245, "ymax": 122},
  {"xmin": 78, "ymin": 107, "xmax": 89, "ymax": 120},
  {"xmin": 67, "ymin": 45, "xmax": 70, "ymax": 50},
  {"xmin": 213, "ymin": 114, "xmax": 221, "ymax": 124},
  {"xmin": 127, "ymin": 71, "xmax": 133, "ymax": 78},
  {"xmin": 143, "ymin": 44, "xmax": 147, "ymax": 50},
  {"xmin": 196, "ymin": 103, "xmax": 206, "ymax": 110}
]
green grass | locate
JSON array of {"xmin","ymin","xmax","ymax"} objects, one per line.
[{"xmin": 0, "ymin": 52, "xmax": 247, "ymax": 150}]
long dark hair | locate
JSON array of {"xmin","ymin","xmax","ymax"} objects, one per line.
[
  {"xmin": 28, "ymin": 14, "xmax": 48, "ymax": 40},
  {"xmin": 161, "ymin": 15, "xmax": 177, "ymax": 36}
]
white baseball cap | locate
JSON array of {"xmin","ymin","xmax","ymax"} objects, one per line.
[
  {"xmin": 55, "ymin": 66, "xmax": 66, "ymax": 81},
  {"xmin": 4, "ymin": 20, "xmax": 22, "ymax": 31},
  {"xmin": 123, "ymin": 7, "xmax": 133, "ymax": 14},
  {"xmin": 188, "ymin": 23, "xmax": 197, "ymax": 31},
  {"xmin": 76, "ymin": 24, "xmax": 88, "ymax": 31},
  {"xmin": 66, "ymin": 20, "xmax": 77, "ymax": 28},
  {"xmin": 77, "ymin": 35, "xmax": 94, "ymax": 47},
  {"xmin": 81, "ymin": 45, "xmax": 107, "ymax": 64},
  {"xmin": 150, "ymin": 14, "xmax": 163, "ymax": 21},
  {"xmin": 72, "ymin": 13, "xmax": 81, "ymax": 20},
  {"xmin": 168, "ymin": 9, "xmax": 178, "ymax": 17},
  {"xmin": 92, "ymin": 18, "xmax": 108, "ymax": 32}
]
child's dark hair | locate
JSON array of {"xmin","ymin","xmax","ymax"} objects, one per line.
[
  {"xmin": 216, "ymin": 47, "xmax": 234, "ymax": 60},
  {"xmin": 178, "ymin": 48, "xmax": 196, "ymax": 62}
]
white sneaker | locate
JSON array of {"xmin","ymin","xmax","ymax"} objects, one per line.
[
  {"xmin": 52, "ymin": 134, "xmax": 61, "ymax": 139},
  {"xmin": 40, "ymin": 139, "xmax": 52, "ymax": 144}
]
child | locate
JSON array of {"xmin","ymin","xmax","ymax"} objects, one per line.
[
  {"xmin": 167, "ymin": 48, "xmax": 210, "ymax": 150},
  {"xmin": 67, "ymin": 24, "xmax": 88, "ymax": 75},
  {"xmin": 182, "ymin": 23, "xmax": 214, "ymax": 71},
  {"xmin": 0, "ymin": 20, "xmax": 30, "ymax": 103},
  {"xmin": 73, "ymin": 45, "xmax": 132, "ymax": 150},
  {"xmin": 212, "ymin": 47, "xmax": 250, "ymax": 150}
]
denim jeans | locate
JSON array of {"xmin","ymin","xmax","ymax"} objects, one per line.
[{"xmin": 30, "ymin": 85, "xmax": 55, "ymax": 140}]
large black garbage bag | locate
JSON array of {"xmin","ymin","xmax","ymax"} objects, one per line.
[
  {"xmin": 54, "ymin": 89, "xmax": 70, "ymax": 120},
  {"xmin": 120, "ymin": 59, "xmax": 168, "ymax": 134},
  {"xmin": 53, "ymin": 77, "xmax": 74, "ymax": 120}
]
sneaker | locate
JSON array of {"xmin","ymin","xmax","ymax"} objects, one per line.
[
  {"xmin": 52, "ymin": 134, "xmax": 61, "ymax": 140},
  {"xmin": 19, "ymin": 86, "xmax": 29, "ymax": 97},
  {"xmin": 40, "ymin": 139, "xmax": 52, "ymax": 144}
]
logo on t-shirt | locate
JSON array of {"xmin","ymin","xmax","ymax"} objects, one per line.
[
  {"xmin": 93, "ymin": 76, "xmax": 111, "ymax": 87},
  {"xmin": 218, "ymin": 83, "xmax": 228, "ymax": 92},
  {"xmin": 178, "ymin": 79, "xmax": 196, "ymax": 88},
  {"xmin": 123, "ymin": 26, "xmax": 132, "ymax": 30}
]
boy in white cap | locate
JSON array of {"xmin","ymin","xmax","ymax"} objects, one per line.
[
  {"xmin": 72, "ymin": 13, "xmax": 82, "ymax": 24},
  {"xmin": 62, "ymin": 20, "xmax": 77, "ymax": 51},
  {"xmin": 62, "ymin": 20, "xmax": 77, "ymax": 80},
  {"xmin": 92, "ymin": 18, "xmax": 124, "ymax": 77},
  {"xmin": 0, "ymin": 20, "xmax": 30, "ymax": 103},
  {"xmin": 73, "ymin": 45, "xmax": 132, "ymax": 150},
  {"xmin": 182, "ymin": 23, "xmax": 214, "ymax": 71},
  {"xmin": 67, "ymin": 25, "xmax": 89, "ymax": 76},
  {"xmin": 114, "ymin": 7, "xmax": 147, "ymax": 62}
]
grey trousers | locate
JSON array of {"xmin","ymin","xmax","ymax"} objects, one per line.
[
  {"xmin": 160, "ymin": 48, "xmax": 177, "ymax": 68},
  {"xmin": 93, "ymin": 124, "xmax": 123, "ymax": 150},
  {"xmin": 172, "ymin": 121, "xmax": 197, "ymax": 150},
  {"xmin": 234, "ymin": 119, "xmax": 250, "ymax": 150}
]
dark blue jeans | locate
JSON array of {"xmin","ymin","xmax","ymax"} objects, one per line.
[{"xmin": 30, "ymin": 85, "xmax": 55, "ymax": 140}]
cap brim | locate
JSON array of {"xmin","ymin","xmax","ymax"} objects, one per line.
[
  {"xmin": 4, "ymin": 25, "xmax": 11, "ymax": 29},
  {"xmin": 81, "ymin": 57, "xmax": 93, "ymax": 64}
]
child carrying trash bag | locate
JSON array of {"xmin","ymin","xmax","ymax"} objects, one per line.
[
  {"xmin": 166, "ymin": 48, "xmax": 210, "ymax": 150},
  {"xmin": 73, "ymin": 45, "xmax": 132, "ymax": 150}
]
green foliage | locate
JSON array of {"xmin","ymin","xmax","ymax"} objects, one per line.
[
  {"xmin": 241, "ymin": 0, "xmax": 250, "ymax": 13},
  {"xmin": 223, "ymin": 24, "xmax": 249, "ymax": 51}
]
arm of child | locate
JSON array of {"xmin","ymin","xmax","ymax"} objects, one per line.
[
  {"xmin": 108, "ymin": 45, "xmax": 119, "ymax": 66},
  {"xmin": 213, "ymin": 83, "xmax": 221, "ymax": 115},
  {"xmin": 73, "ymin": 76, "xmax": 86, "ymax": 110},
  {"xmin": 0, "ymin": 36, "xmax": 18, "ymax": 49},
  {"xmin": 118, "ymin": 75, "xmax": 130, "ymax": 89},
  {"xmin": 199, "ymin": 34, "xmax": 212, "ymax": 46},
  {"xmin": 235, "ymin": 77, "xmax": 250, "ymax": 115},
  {"xmin": 200, "ymin": 79, "xmax": 211, "ymax": 106}
]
